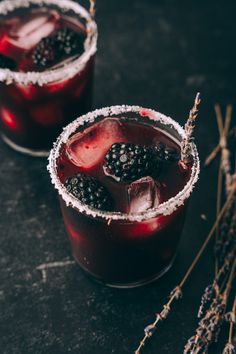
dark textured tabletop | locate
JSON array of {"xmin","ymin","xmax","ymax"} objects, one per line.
[{"xmin": 1, "ymin": 1, "xmax": 236, "ymax": 353}]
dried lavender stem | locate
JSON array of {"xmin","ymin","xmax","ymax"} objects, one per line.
[
  {"xmin": 224, "ymin": 106, "xmax": 233, "ymax": 137},
  {"xmin": 184, "ymin": 260, "xmax": 236, "ymax": 354},
  {"xmin": 228, "ymin": 296, "xmax": 236, "ymax": 345},
  {"xmin": 218, "ymin": 250, "xmax": 236, "ymax": 290},
  {"xmin": 179, "ymin": 185, "xmax": 235, "ymax": 289},
  {"xmin": 224, "ymin": 259, "xmax": 236, "ymax": 299},
  {"xmin": 198, "ymin": 242, "xmax": 236, "ymax": 320},
  {"xmin": 205, "ymin": 144, "xmax": 221, "ymax": 166},
  {"xmin": 216, "ymin": 162, "xmax": 223, "ymax": 273},
  {"xmin": 216, "ymin": 203, "xmax": 236, "ymax": 275},
  {"xmin": 134, "ymin": 287, "xmax": 182, "ymax": 354},
  {"xmin": 205, "ymin": 105, "xmax": 233, "ymax": 193},
  {"xmin": 184, "ymin": 293, "xmax": 227, "ymax": 353},
  {"xmin": 222, "ymin": 106, "xmax": 233, "ymax": 193},
  {"xmin": 217, "ymin": 104, "xmax": 233, "ymax": 193},
  {"xmin": 89, "ymin": 0, "xmax": 96, "ymax": 18},
  {"xmin": 215, "ymin": 104, "xmax": 224, "ymax": 136},
  {"xmin": 204, "ymin": 125, "xmax": 236, "ymax": 167},
  {"xmin": 181, "ymin": 93, "xmax": 201, "ymax": 163},
  {"xmin": 214, "ymin": 104, "xmax": 233, "ymax": 194},
  {"xmin": 134, "ymin": 188, "xmax": 236, "ymax": 354}
]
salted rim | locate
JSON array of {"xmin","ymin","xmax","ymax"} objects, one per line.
[
  {"xmin": 48, "ymin": 105, "xmax": 200, "ymax": 222},
  {"xmin": 0, "ymin": 0, "xmax": 97, "ymax": 86}
]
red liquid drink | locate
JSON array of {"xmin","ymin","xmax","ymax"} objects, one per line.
[
  {"xmin": 48, "ymin": 106, "xmax": 200, "ymax": 287},
  {"xmin": 0, "ymin": 0, "xmax": 97, "ymax": 156}
]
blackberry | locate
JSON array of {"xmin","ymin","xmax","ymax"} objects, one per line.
[
  {"xmin": 55, "ymin": 28, "xmax": 84, "ymax": 56},
  {"xmin": 0, "ymin": 54, "xmax": 16, "ymax": 70},
  {"xmin": 32, "ymin": 37, "xmax": 57, "ymax": 68},
  {"xmin": 32, "ymin": 28, "xmax": 84, "ymax": 69},
  {"xmin": 103, "ymin": 142, "xmax": 158, "ymax": 182},
  {"xmin": 154, "ymin": 143, "xmax": 180, "ymax": 162},
  {"xmin": 65, "ymin": 173, "xmax": 113, "ymax": 211}
]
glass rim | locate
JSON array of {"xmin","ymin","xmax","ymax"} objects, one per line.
[
  {"xmin": 0, "ymin": 0, "xmax": 97, "ymax": 86},
  {"xmin": 48, "ymin": 105, "xmax": 200, "ymax": 222}
]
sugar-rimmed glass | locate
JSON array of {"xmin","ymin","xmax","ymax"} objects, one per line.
[
  {"xmin": 48, "ymin": 105, "xmax": 200, "ymax": 288},
  {"xmin": 0, "ymin": 0, "xmax": 97, "ymax": 156}
]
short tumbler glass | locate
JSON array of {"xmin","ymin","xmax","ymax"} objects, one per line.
[
  {"xmin": 0, "ymin": 0, "xmax": 97, "ymax": 156},
  {"xmin": 48, "ymin": 105, "xmax": 200, "ymax": 288}
]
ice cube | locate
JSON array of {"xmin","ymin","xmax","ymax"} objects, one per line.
[
  {"xmin": 66, "ymin": 118, "xmax": 127, "ymax": 171},
  {"xmin": 10, "ymin": 12, "xmax": 57, "ymax": 39},
  {"xmin": 127, "ymin": 176, "xmax": 160, "ymax": 213},
  {"xmin": 1, "ymin": 11, "xmax": 60, "ymax": 57}
]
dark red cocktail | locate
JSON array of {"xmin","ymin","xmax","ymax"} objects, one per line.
[
  {"xmin": 48, "ymin": 105, "xmax": 200, "ymax": 287},
  {"xmin": 0, "ymin": 0, "xmax": 97, "ymax": 156}
]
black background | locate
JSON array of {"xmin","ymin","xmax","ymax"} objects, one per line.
[{"xmin": 1, "ymin": 0, "xmax": 236, "ymax": 353}]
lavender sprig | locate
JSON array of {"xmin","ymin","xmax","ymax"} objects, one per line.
[
  {"xmin": 135, "ymin": 287, "xmax": 182, "ymax": 354},
  {"xmin": 198, "ymin": 284, "xmax": 218, "ymax": 319},
  {"xmin": 184, "ymin": 259, "xmax": 236, "ymax": 354},
  {"xmin": 181, "ymin": 93, "xmax": 201, "ymax": 164},
  {"xmin": 223, "ymin": 296, "xmax": 236, "ymax": 354},
  {"xmin": 198, "ymin": 247, "xmax": 236, "ymax": 321},
  {"xmin": 217, "ymin": 105, "xmax": 233, "ymax": 194},
  {"xmin": 184, "ymin": 294, "xmax": 226, "ymax": 354},
  {"xmin": 134, "ymin": 189, "xmax": 235, "ymax": 354},
  {"xmin": 223, "ymin": 343, "xmax": 236, "ymax": 354},
  {"xmin": 215, "ymin": 200, "xmax": 236, "ymax": 269}
]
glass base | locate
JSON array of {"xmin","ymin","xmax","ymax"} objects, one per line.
[
  {"xmin": 2, "ymin": 135, "xmax": 49, "ymax": 157},
  {"xmin": 75, "ymin": 257, "xmax": 175, "ymax": 289}
]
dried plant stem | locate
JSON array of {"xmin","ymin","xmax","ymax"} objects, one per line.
[
  {"xmin": 89, "ymin": 0, "xmax": 96, "ymax": 18},
  {"xmin": 225, "ymin": 296, "xmax": 236, "ymax": 349},
  {"xmin": 183, "ymin": 109, "xmax": 235, "ymax": 353},
  {"xmin": 184, "ymin": 259, "xmax": 236, "ymax": 354},
  {"xmin": 134, "ymin": 187, "xmax": 236, "ymax": 354},
  {"xmin": 179, "ymin": 185, "xmax": 235, "ymax": 289},
  {"xmin": 181, "ymin": 93, "xmax": 201, "ymax": 163},
  {"xmin": 216, "ymin": 162, "xmax": 223, "ymax": 273},
  {"xmin": 134, "ymin": 286, "xmax": 182, "ymax": 354},
  {"xmin": 223, "ymin": 106, "xmax": 233, "ymax": 193},
  {"xmin": 224, "ymin": 106, "xmax": 233, "ymax": 135},
  {"xmin": 198, "ymin": 244, "xmax": 236, "ymax": 320},
  {"xmin": 215, "ymin": 104, "xmax": 224, "ymax": 136},
  {"xmin": 205, "ymin": 105, "xmax": 233, "ymax": 184},
  {"xmin": 205, "ymin": 144, "xmax": 221, "ymax": 167},
  {"xmin": 204, "ymin": 126, "xmax": 236, "ymax": 167},
  {"xmin": 224, "ymin": 259, "xmax": 236, "ymax": 299},
  {"xmin": 215, "ymin": 198, "xmax": 236, "ymax": 269},
  {"xmin": 214, "ymin": 104, "xmax": 233, "ymax": 193}
]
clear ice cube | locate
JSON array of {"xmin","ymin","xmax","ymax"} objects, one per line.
[
  {"xmin": 66, "ymin": 118, "xmax": 127, "ymax": 170},
  {"xmin": 127, "ymin": 176, "xmax": 160, "ymax": 213},
  {"xmin": 7, "ymin": 11, "xmax": 59, "ymax": 52}
]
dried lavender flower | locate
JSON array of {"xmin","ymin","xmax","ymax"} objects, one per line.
[
  {"xmin": 184, "ymin": 295, "xmax": 226, "ymax": 354},
  {"xmin": 223, "ymin": 296, "xmax": 236, "ymax": 354},
  {"xmin": 198, "ymin": 284, "xmax": 217, "ymax": 319},
  {"xmin": 134, "ymin": 130, "xmax": 236, "ymax": 354},
  {"xmin": 215, "ymin": 203, "xmax": 236, "ymax": 269},
  {"xmin": 222, "ymin": 343, "xmax": 236, "ymax": 354},
  {"xmin": 181, "ymin": 93, "xmax": 201, "ymax": 163}
]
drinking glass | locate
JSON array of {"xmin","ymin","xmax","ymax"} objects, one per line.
[
  {"xmin": 0, "ymin": 0, "xmax": 97, "ymax": 156},
  {"xmin": 48, "ymin": 105, "xmax": 200, "ymax": 288}
]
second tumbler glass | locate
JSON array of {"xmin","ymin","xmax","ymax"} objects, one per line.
[{"xmin": 0, "ymin": 0, "xmax": 97, "ymax": 156}]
